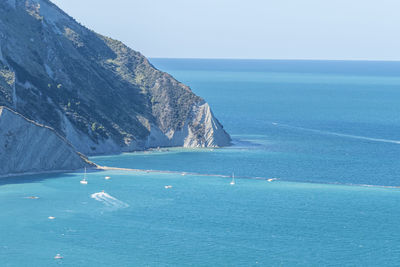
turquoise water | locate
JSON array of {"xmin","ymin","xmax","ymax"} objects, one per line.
[
  {"xmin": 2, "ymin": 59, "xmax": 400, "ymax": 266},
  {"xmin": 148, "ymin": 59, "xmax": 400, "ymax": 186}
]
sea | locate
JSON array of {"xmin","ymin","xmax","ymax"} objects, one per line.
[{"xmin": 1, "ymin": 59, "xmax": 400, "ymax": 266}]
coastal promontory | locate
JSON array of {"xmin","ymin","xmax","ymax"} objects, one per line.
[{"xmin": 0, "ymin": 0, "xmax": 231, "ymax": 157}]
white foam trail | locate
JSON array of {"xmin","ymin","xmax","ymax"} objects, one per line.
[
  {"xmin": 273, "ymin": 122, "xmax": 400, "ymax": 145},
  {"xmin": 90, "ymin": 192, "xmax": 129, "ymax": 209}
]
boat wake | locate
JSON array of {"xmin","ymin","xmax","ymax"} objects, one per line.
[
  {"xmin": 90, "ymin": 191, "xmax": 129, "ymax": 209},
  {"xmin": 272, "ymin": 122, "xmax": 400, "ymax": 145}
]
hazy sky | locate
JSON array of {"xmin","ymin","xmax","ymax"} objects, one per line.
[{"xmin": 51, "ymin": 0, "xmax": 400, "ymax": 60}]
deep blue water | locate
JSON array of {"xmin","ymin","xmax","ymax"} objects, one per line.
[
  {"xmin": 135, "ymin": 58, "xmax": 400, "ymax": 186},
  {"xmin": 1, "ymin": 59, "xmax": 400, "ymax": 266}
]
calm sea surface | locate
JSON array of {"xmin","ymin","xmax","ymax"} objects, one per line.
[{"xmin": 1, "ymin": 59, "xmax": 400, "ymax": 266}]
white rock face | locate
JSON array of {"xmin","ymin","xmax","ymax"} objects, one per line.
[
  {"xmin": 0, "ymin": 0, "xmax": 232, "ymax": 157},
  {"xmin": 145, "ymin": 101, "xmax": 231, "ymax": 148},
  {"xmin": 186, "ymin": 101, "xmax": 232, "ymax": 147},
  {"xmin": 0, "ymin": 106, "xmax": 94, "ymax": 176},
  {"xmin": 63, "ymin": 101, "xmax": 231, "ymax": 155}
]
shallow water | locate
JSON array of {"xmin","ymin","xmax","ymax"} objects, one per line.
[
  {"xmin": 2, "ymin": 170, "xmax": 400, "ymax": 266},
  {"xmin": 2, "ymin": 59, "xmax": 400, "ymax": 266}
]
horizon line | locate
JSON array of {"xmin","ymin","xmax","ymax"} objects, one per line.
[{"xmin": 148, "ymin": 57, "xmax": 400, "ymax": 63}]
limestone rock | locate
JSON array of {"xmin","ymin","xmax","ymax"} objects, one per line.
[
  {"xmin": 0, "ymin": 106, "xmax": 94, "ymax": 176},
  {"xmin": 0, "ymin": 0, "xmax": 231, "ymax": 155}
]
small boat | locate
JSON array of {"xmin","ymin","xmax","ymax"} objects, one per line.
[
  {"xmin": 230, "ymin": 173, "xmax": 235, "ymax": 185},
  {"xmin": 164, "ymin": 185, "xmax": 173, "ymax": 189},
  {"xmin": 48, "ymin": 216, "xmax": 56, "ymax": 220},
  {"xmin": 26, "ymin": 196, "xmax": 40, "ymax": 199},
  {"xmin": 54, "ymin": 254, "xmax": 63, "ymax": 259},
  {"xmin": 181, "ymin": 172, "xmax": 186, "ymax": 176},
  {"xmin": 80, "ymin": 168, "xmax": 88, "ymax": 184},
  {"xmin": 267, "ymin": 178, "xmax": 277, "ymax": 182},
  {"xmin": 105, "ymin": 176, "xmax": 111, "ymax": 180}
]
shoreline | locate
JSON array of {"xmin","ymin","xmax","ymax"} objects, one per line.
[
  {"xmin": 0, "ymin": 166, "xmax": 101, "ymax": 180},
  {"xmin": 1, "ymin": 164, "xmax": 399, "ymax": 191},
  {"xmin": 98, "ymin": 166, "xmax": 400, "ymax": 190}
]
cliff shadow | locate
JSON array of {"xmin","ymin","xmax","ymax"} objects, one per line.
[{"xmin": 0, "ymin": 169, "xmax": 103, "ymax": 186}]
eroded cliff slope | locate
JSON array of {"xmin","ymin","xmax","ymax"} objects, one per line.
[
  {"xmin": 0, "ymin": 0, "xmax": 231, "ymax": 155},
  {"xmin": 0, "ymin": 106, "xmax": 94, "ymax": 176}
]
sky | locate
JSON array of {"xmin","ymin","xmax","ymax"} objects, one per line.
[{"xmin": 50, "ymin": 0, "xmax": 400, "ymax": 61}]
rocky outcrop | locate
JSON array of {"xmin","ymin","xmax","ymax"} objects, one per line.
[
  {"xmin": 0, "ymin": 106, "xmax": 94, "ymax": 176},
  {"xmin": 143, "ymin": 101, "xmax": 231, "ymax": 148},
  {"xmin": 0, "ymin": 0, "xmax": 231, "ymax": 156}
]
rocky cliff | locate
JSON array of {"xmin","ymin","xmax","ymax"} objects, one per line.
[
  {"xmin": 0, "ymin": 0, "xmax": 231, "ymax": 156},
  {"xmin": 0, "ymin": 106, "xmax": 94, "ymax": 176}
]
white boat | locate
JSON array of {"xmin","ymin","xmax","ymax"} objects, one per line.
[
  {"xmin": 48, "ymin": 216, "xmax": 56, "ymax": 220},
  {"xmin": 54, "ymin": 254, "xmax": 63, "ymax": 259},
  {"xmin": 80, "ymin": 168, "xmax": 88, "ymax": 184},
  {"xmin": 105, "ymin": 176, "xmax": 111, "ymax": 180},
  {"xmin": 230, "ymin": 173, "xmax": 235, "ymax": 185},
  {"xmin": 25, "ymin": 196, "xmax": 39, "ymax": 199},
  {"xmin": 164, "ymin": 185, "xmax": 173, "ymax": 189}
]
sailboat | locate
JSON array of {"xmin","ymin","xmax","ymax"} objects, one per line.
[
  {"xmin": 80, "ymin": 168, "xmax": 88, "ymax": 184},
  {"xmin": 54, "ymin": 254, "xmax": 63, "ymax": 259},
  {"xmin": 230, "ymin": 173, "xmax": 235, "ymax": 185}
]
